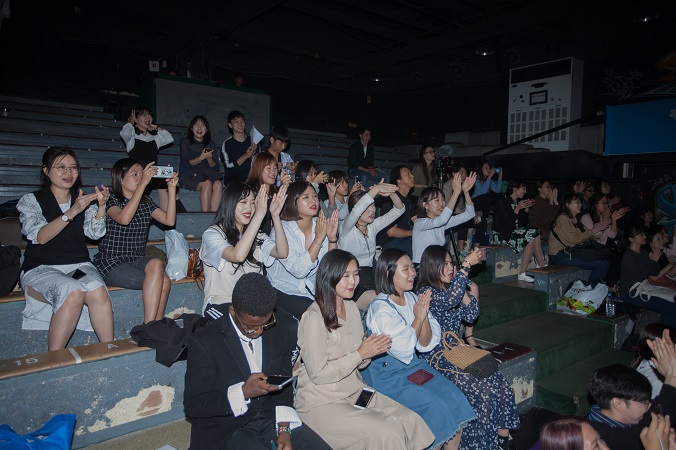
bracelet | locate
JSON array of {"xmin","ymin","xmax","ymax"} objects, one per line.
[
  {"xmin": 277, "ymin": 425, "xmax": 290, "ymax": 436},
  {"xmin": 311, "ymin": 240, "xmax": 321, "ymax": 248},
  {"xmin": 95, "ymin": 214, "xmax": 106, "ymax": 220},
  {"xmin": 328, "ymin": 239, "xmax": 338, "ymax": 243}
]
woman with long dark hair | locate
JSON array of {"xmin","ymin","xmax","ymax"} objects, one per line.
[
  {"xmin": 18, "ymin": 147, "xmax": 113, "ymax": 350},
  {"xmin": 93, "ymin": 158, "xmax": 177, "ymax": 323},
  {"xmin": 417, "ymin": 245, "xmax": 520, "ymax": 449},
  {"xmin": 549, "ymin": 194, "xmax": 611, "ymax": 286},
  {"xmin": 244, "ymin": 152, "xmax": 291, "ymax": 235},
  {"xmin": 178, "ymin": 115, "xmax": 222, "ymax": 212},
  {"xmin": 493, "ymin": 180, "xmax": 546, "ymax": 282},
  {"xmin": 295, "ymin": 249, "xmax": 434, "ymax": 449},
  {"xmin": 120, "ymin": 106, "xmax": 174, "ymax": 210},
  {"xmin": 199, "ymin": 182, "xmax": 288, "ymax": 318},
  {"xmin": 580, "ymin": 194, "xmax": 629, "ymax": 246},
  {"xmin": 262, "ymin": 181, "xmax": 338, "ymax": 320},
  {"xmin": 412, "ymin": 144, "xmax": 436, "ymax": 198},
  {"xmin": 364, "ymin": 248, "xmax": 476, "ymax": 450},
  {"xmin": 631, "ymin": 323, "xmax": 674, "ymax": 399}
]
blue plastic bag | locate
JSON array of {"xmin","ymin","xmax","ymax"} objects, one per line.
[{"xmin": 0, "ymin": 414, "xmax": 75, "ymax": 449}]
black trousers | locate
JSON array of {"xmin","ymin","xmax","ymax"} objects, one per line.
[{"xmin": 223, "ymin": 414, "xmax": 331, "ymax": 450}]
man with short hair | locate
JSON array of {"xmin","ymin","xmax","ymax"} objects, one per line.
[
  {"xmin": 184, "ymin": 273, "xmax": 330, "ymax": 450},
  {"xmin": 265, "ymin": 125, "xmax": 296, "ymax": 179},
  {"xmin": 377, "ymin": 164, "xmax": 416, "ymax": 256},
  {"xmin": 221, "ymin": 110, "xmax": 257, "ymax": 183},
  {"xmin": 347, "ymin": 127, "xmax": 383, "ymax": 187},
  {"xmin": 586, "ymin": 332, "xmax": 676, "ymax": 449}
]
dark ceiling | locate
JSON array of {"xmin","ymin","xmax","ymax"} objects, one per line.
[{"xmin": 4, "ymin": 0, "xmax": 676, "ymax": 95}]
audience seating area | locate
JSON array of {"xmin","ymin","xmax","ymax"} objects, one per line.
[{"xmin": 0, "ymin": 95, "xmax": 663, "ymax": 449}]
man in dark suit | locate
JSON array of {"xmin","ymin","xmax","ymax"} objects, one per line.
[{"xmin": 184, "ymin": 273, "xmax": 330, "ymax": 450}]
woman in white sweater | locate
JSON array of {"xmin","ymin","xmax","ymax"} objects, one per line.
[
  {"xmin": 338, "ymin": 180, "xmax": 404, "ymax": 309},
  {"xmin": 412, "ymin": 171, "xmax": 476, "ymax": 264}
]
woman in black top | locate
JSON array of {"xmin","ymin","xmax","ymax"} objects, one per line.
[{"xmin": 492, "ymin": 180, "xmax": 545, "ymax": 282}]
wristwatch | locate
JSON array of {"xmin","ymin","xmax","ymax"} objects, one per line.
[{"xmin": 61, "ymin": 214, "xmax": 72, "ymax": 223}]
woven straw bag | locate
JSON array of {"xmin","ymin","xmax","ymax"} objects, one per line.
[
  {"xmin": 187, "ymin": 248, "xmax": 204, "ymax": 291},
  {"xmin": 430, "ymin": 331, "xmax": 498, "ymax": 380}
]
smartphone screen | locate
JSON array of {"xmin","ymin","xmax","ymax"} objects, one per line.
[
  {"xmin": 354, "ymin": 388, "xmax": 375, "ymax": 408},
  {"xmin": 354, "ymin": 175, "xmax": 361, "ymax": 185},
  {"xmin": 265, "ymin": 375, "xmax": 293, "ymax": 388},
  {"xmin": 71, "ymin": 269, "xmax": 86, "ymax": 280}
]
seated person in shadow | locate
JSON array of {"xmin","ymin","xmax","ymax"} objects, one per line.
[{"xmin": 183, "ymin": 272, "xmax": 330, "ymax": 450}]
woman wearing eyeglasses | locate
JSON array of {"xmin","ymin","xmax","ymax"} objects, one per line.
[
  {"xmin": 17, "ymin": 147, "xmax": 113, "ymax": 350},
  {"xmin": 120, "ymin": 106, "xmax": 174, "ymax": 210}
]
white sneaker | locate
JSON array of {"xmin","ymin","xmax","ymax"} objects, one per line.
[{"xmin": 518, "ymin": 273, "xmax": 535, "ymax": 283}]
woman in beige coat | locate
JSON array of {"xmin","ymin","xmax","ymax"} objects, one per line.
[{"xmin": 295, "ymin": 249, "xmax": 434, "ymax": 450}]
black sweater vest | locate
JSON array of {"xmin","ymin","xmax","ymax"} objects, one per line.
[{"xmin": 22, "ymin": 189, "xmax": 91, "ymax": 272}]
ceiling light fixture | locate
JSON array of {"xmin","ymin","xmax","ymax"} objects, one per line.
[
  {"xmin": 631, "ymin": 11, "xmax": 661, "ymax": 23},
  {"xmin": 369, "ymin": 73, "xmax": 384, "ymax": 82},
  {"xmin": 475, "ymin": 46, "xmax": 495, "ymax": 57}
]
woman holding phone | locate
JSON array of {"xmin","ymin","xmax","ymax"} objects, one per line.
[
  {"xmin": 18, "ymin": 147, "xmax": 113, "ymax": 350},
  {"xmin": 120, "ymin": 106, "xmax": 174, "ymax": 210},
  {"xmin": 364, "ymin": 248, "xmax": 476, "ymax": 450},
  {"xmin": 94, "ymin": 158, "xmax": 177, "ymax": 323},
  {"xmin": 179, "ymin": 115, "xmax": 222, "ymax": 212},
  {"xmin": 295, "ymin": 249, "xmax": 434, "ymax": 450}
]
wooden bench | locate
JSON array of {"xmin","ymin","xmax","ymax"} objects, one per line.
[{"xmin": 0, "ymin": 337, "xmax": 146, "ymax": 381}]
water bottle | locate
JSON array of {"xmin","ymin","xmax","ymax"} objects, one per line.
[
  {"xmin": 1, "ymin": 107, "xmax": 7, "ymax": 117},
  {"xmin": 605, "ymin": 292, "xmax": 615, "ymax": 318}
]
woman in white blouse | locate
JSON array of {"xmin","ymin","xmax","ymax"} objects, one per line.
[
  {"xmin": 119, "ymin": 107, "xmax": 174, "ymax": 210},
  {"xmin": 338, "ymin": 180, "xmax": 404, "ymax": 309},
  {"xmin": 262, "ymin": 181, "xmax": 338, "ymax": 320},
  {"xmin": 412, "ymin": 171, "xmax": 476, "ymax": 264},
  {"xmin": 17, "ymin": 147, "xmax": 113, "ymax": 350},
  {"xmin": 200, "ymin": 182, "xmax": 287, "ymax": 319},
  {"xmin": 364, "ymin": 248, "xmax": 476, "ymax": 450}
]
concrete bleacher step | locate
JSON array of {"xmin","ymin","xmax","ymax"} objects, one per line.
[
  {"xmin": 475, "ymin": 311, "xmax": 613, "ymax": 380},
  {"xmin": 0, "ymin": 338, "xmax": 186, "ymax": 449},
  {"xmin": 485, "ymin": 245, "xmax": 549, "ymax": 282},
  {"xmin": 0, "ymin": 95, "xmax": 110, "ymax": 117},
  {"xmin": 0, "ymin": 276, "xmax": 204, "ymax": 360},
  {"xmin": 536, "ymin": 349, "xmax": 635, "ymax": 415},
  {"xmin": 474, "ymin": 283, "xmax": 547, "ymax": 330}
]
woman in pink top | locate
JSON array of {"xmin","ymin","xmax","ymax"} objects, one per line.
[{"xmin": 580, "ymin": 194, "xmax": 629, "ymax": 245}]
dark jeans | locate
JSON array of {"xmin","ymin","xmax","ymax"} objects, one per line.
[
  {"xmin": 380, "ymin": 236, "xmax": 412, "ymax": 259},
  {"xmin": 620, "ymin": 291, "xmax": 676, "ymax": 328},
  {"xmin": 224, "ymin": 414, "xmax": 331, "ymax": 450},
  {"xmin": 274, "ymin": 289, "xmax": 314, "ymax": 321},
  {"xmin": 550, "ymin": 249, "xmax": 609, "ymax": 286}
]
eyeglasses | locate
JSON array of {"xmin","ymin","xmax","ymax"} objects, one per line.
[
  {"xmin": 52, "ymin": 165, "xmax": 79, "ymax": 174},
  {"xmin": 630, "ymin": 399, "xmax": 651, "ymax": 408},
  {"xmin": 234, "ymin": 311, "xmax": 276, "ymax": 336}
]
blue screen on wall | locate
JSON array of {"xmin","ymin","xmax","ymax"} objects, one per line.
[{"xmin": 604, "ymin": 98, "xmax": 676, "ymax": 155}]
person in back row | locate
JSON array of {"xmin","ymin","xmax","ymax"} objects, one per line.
[
  {"xmin": 221, "ymin": 110, "xmax": 257, "ymax": 183},
  {"xmin": 178, "ymin": 115, "xmax": 222, "ymax": 212},
  {"xmin": 586, "ymin": 329, "xmax": 676, "ymax": 450},
  {"xmin": 377, "ymin": 164, "xmax": 416, "ymax": 257},
  {"xmin": 120, "ymin": 107, "xmax": 174, "ymax": 210},
  {"xmin": 183, "ymin": 272, "xmax": 331, "ymax": 450},
  {"xmin": 347, "ymin": 127, "xmax": 383, "ymax": 187}
]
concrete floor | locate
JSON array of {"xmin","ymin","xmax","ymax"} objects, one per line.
[{"xmin": 83, "ymin": 419, "xmax": 191, "ymax": 450}]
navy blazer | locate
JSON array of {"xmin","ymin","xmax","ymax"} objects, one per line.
[{"xmin": 184, "ymin": 308, "xmax": 298, "ymax": 450}]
